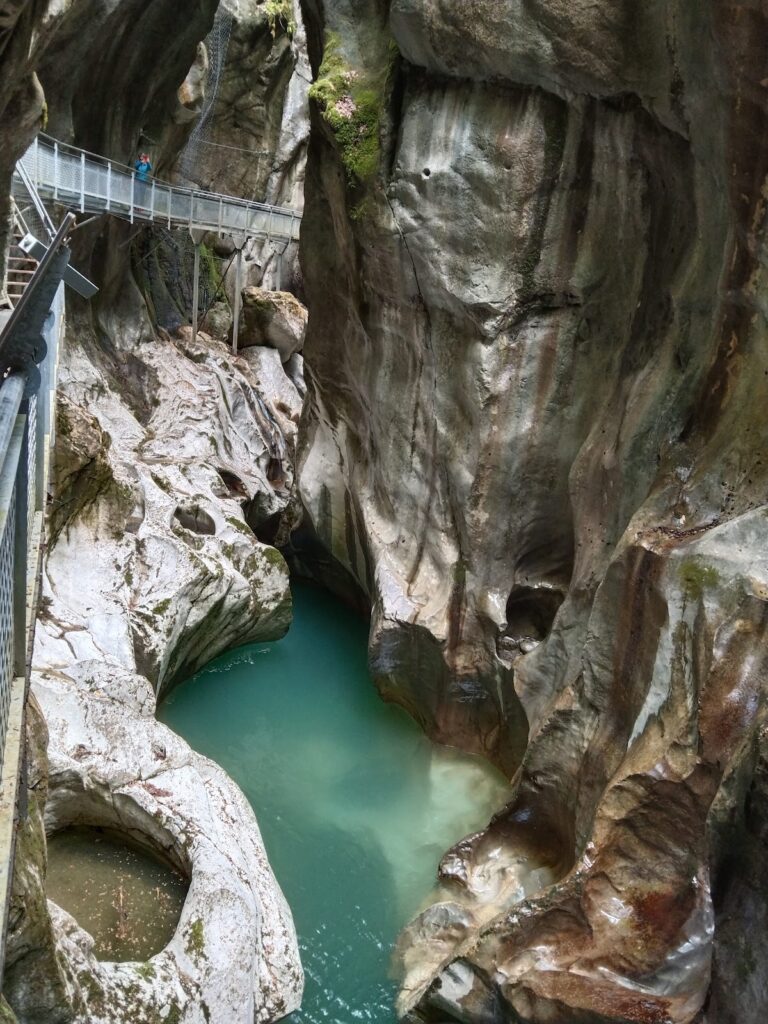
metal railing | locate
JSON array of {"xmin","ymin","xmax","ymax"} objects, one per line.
[
  {"xmin": 0, "ymin": 213, "xmax": 74, "ymax": 357},
  {"xmin": 16, "ymin": 134, "xmax": 301, "ymax": 243},
  {"xmin": 0, "ymin": 281, "xmax": 64, "ymax": 961},
  {"xmin": 0, "ymin": 176, "xmax": 71, "ymax": 968}
]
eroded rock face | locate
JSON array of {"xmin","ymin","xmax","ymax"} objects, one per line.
[
  {"xmin": 40, "ymin": 319, "xmax": 298, "ymax": 697},
  {"xmin": 173, "ymin": 0, "xmax": 310, "ymax": 292},
  {"xmin": 2, "ymin": 698, "xmax": 77, "ymax": 1023},
  {"xmin": 1, "ymin": 3, "xmax": 308, "ymax": 1022},
  {"xmin": 0, "ymin": 0, "xmax": 47, "ymax": 298},
  {"xmin": 297, "ymin": 1, "xmax": 768, "ymax": 1021},
  {"xmin": 18, "ymin": 320, "xmax": 305, "ymax": 1023},
  {"xmin": 240, "ymin": 287, "xmax": 307, "ymax": 361},
  {"xmin": 35, "ymin": 0, "xmax": 219, "ymax": 163},
  {"xmin": 30, "ymin": 664, "xmax": 302, "ymax": 1024}
]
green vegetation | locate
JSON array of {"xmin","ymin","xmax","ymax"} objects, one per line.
[
  {"xmin": 152, "ymin": 598, "xmax": 172, "ymax": 617},
  {"xmin": 679, "ymin": 560, "xmax": 720, "ymax": 600},
  {"xmin": 164, "ymin": 1003, "xmax": 183, "ymax": 1024},
  {"xmin": 199, "ymin": 242, "xmax": 222, "ymax": 293},
  {"xmin": 185, "ymin": 918, "xmax": 205, "ymax": 958},
  {"xmin": 264, "ymin": 0, "xmax": 296, "ymax": 38},
  {"xmin": 308, "ymin": 31, "xmax": 396, "ymax": 188},
  {"xmin": 135, "ymin": 963, "xmax": 156, "ymax": 981},
  {"xmin": 262, "ymin": 546, "xmax": 287, "ymax": 571},
  {"xmin": 452, "ymin": 558, "xmax": 467, "ymax": 587},
  {"xmin": 226, "ymin": 515, "xmax": 254, "ymax": 537}
]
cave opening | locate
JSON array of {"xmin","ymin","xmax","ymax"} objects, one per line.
[{"xmin": 505, "ymin": 584, "xmax": 565, "ymax": 643}]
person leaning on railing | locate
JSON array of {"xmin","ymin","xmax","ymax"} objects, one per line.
[{"xmin": 134, "ymin": 152, "xmax": 152, "ymax": 208}]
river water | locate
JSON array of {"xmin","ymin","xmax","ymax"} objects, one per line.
[{"xmin": 160, "ymin": 582, "xmax": 509, "ymax": 1022}]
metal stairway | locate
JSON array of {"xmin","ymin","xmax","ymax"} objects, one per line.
[{"xmin": 3, "ymin": 214, "xmax": 38, "ymax": 311}]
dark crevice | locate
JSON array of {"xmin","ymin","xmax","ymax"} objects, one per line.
[{"xmin": 173, "ymin": 505, "xmax": 216, "ymax": 536}]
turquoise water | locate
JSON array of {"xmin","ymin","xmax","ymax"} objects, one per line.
[{"xmin": 159, "ymin": 583, "xmax": 509, "ymax": 1023}]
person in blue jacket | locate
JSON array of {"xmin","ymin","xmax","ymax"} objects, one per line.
[
  {"xmin": 134, "ymin": 153, "xmax": 152, "ymax": 181},
  {"xmin": 134, "ymin": 152, "xmax": 152, "ymax": 209}
]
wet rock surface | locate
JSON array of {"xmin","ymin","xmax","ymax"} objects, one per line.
[
  {"xmin": 297, "ymin": 1, "xmax": 768, "ymax": 1021},
  {"xmin": 30, "ymin": 663, "xmax": 303, "ymax": 1024}
]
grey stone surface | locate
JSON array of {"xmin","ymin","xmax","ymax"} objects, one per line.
[{"xmin": 297, "ymin": 2, "xmax": 768, "ymax": 1021}]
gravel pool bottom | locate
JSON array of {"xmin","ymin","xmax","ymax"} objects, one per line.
[
  {"xmin": 159, "ymin": 583, "xmax": 510, "ymax": 1023},
  {"xmin": 46, "ymin": 827, "xmax": 187, "ymax": 961}
]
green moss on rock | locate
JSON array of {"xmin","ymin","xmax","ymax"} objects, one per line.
[
  {"xmin": 308, "ymin": 31, "xmax": 397, "ymax": 189},
  {"xmin": 679, "ymin": 560, "xmax": 720, "ymax": 600},
  {"xmin": 135, "ymin": 962, "xmax": 156, "ymax": 981},
  {"xmin": 226, "ymin": 516, "xmax": 254, "ymax": 537},
  {"xmin": 185, "ymin": 918, "xmax": 205, "ymax": 959}
]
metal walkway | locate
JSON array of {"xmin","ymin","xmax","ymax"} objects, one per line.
[
  {"xmin": 15, "ymin": 134, "xmax": 301, "ymax": 243},
  {"xmin": 0, "ymin": 181, "xmax": 74, "ymax": 968}
]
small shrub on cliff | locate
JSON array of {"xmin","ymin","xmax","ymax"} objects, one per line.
[{"xmin": 264, "ymin": 0, "xmax": 296, "ymax": 39}]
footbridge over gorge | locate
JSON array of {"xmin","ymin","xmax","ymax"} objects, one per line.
[
  {"xmin": 14, "ymin": 134, "xmax": 303, "ymax": 344},
  {"xmin": 0, "ymin": 134, "xmax": 302, "ymax": 969}
]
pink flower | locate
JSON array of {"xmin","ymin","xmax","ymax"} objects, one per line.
[{"xmin": 334, "ymin": 95, "xmax": 357, "ymax": 119}]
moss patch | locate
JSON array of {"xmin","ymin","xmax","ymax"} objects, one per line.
[
  {"xmin": 679, "ymin": 560, "xmax": 720, "ymax": 600},
  {"xmin": 308, "ymin": 31, "xmax": 397, "ymax": 189},
  {"xmin": 185, "ymin": 918, "xmax": 205, "ymax": 959},
  {"xmin": 226, "ymin": 515, "xmax": 254, "ymax": 537},
  {"xmin": 152, "ymin": 598, "xmax": 172, "ymax": 617},
  {"xmin": 135, "ymin": 962, "xmax": 156, "ymax": 981},
  {"xmin": 262, "ymin": 546, "xmax": 287, "ymax": 571}
]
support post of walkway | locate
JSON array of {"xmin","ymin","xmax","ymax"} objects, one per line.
[
  {"xmin": 232, "ymin": 246, "xmax": 244, "ymax": 356},
  {"xmin": 192, "ymin": 243, "xmax": 201, "ymax": 341},
  {"xmin": 189, "ymin": 229, "xmax": 206, "ymax": 341},
  {"xmin": 12, "ymin": 410, "xmax": 29, "ymax": 678}
]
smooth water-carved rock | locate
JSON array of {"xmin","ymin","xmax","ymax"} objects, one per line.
[
  {"xmin": 297, "ymin": 2, "xmax": 768, "ymax": 1022},
  {"xmin": 1, "ymin": 2, "xmax": 310, "ymax": 1021},
  {"xmin": 39, "ymin": 323, "xmax": 295, "ymax": 695},
  {"xmin": 21, "ymin": 320, "xmax": 305, "ymax": 1023},
  {"xmin": 29, "ymin": 665, "xmax": 302, "ymax": 1024}
]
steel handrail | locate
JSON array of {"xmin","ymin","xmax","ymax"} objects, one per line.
[
  {"xmin": 14, "ymin": 160, "xmax": 56, "ymax": 240},
  {"xmin": 33, "ymin": 133, "xmax": 297, "ymax": 220},
  {"xmin": 0, "ymin": 213, "xmax": 75, "ymax": 354}
]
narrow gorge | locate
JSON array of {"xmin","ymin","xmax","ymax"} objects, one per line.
[{"xmin": 0, "ymin": 2, "xmax": 766, "ymax": 1024}]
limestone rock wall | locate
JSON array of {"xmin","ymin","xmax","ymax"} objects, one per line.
[
  {"xmin": 169, "ymin": 0, "xmax": 310, "ymax": 294},
  {"xmin": 8, "ymin": 316, "xmax": 305, "ymax": 1024},
  {"xmin": 296, "ymin": 1, "xmax": 768, "ymax": 1021},
  {"xmin": 0, "ymin": 2, "xmax": 308, "ymax": 1021}
]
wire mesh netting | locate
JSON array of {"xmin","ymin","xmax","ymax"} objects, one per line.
[
  {"xmin": 133, "ymin": 227, "xmax": 236, "ymax": 333},
  {"xmin": 178, "ymin": 3, "xmax": 235, "ymax": 188},
  {"xmin": 0, "ymin": 486, "xmax": 16, "ymax": 773},
  {"xmin": 26, "ymin": 395, "xmax": 36, "ymax": 543}
]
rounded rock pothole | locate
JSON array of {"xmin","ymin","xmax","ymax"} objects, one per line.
[
  {"xmin": 174, "ymin": 504, "xmax": 216, "ymax": 535},
  {"xmin": 46, "ymin": 825, "xmax": 189, "ymax": 962}
]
